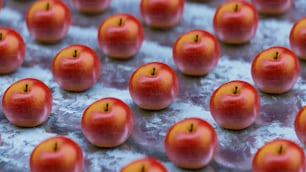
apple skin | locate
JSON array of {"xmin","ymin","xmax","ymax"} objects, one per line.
[
  {"xmin": 251, "ymin": 0, "xmax": 293, "ymax": 15},
  {"xmin": 0, "ymin": 27, "xmax": 26, "ymax": 74},
  {"xmin": 164, "ymin": 117, "xmax": 218, "ymax": 169},
  {"xmin": 71, "ymin": 0, "xmax": 111, "ymax": 14},
  {"xmin": 209, "ymin": 80, "xmax": 260, "ymax": 130},
  {"xmin": 251, "ymin": 46, "xmax": 300, "ymax": 94},
  {"xmin": 294, "ymin": 106, "xmax": 306, "ymax": 146},
  {"xmin": 30, "ymin": 135, "xmax": 84, "ymax": 172},
  {"xmin": 140, "ymin": 0, "xmax": 184, "ymax": 29},
  {"xmin": 120, "ymin": 157, "xmax": 167, "ymax": 172},
  {"xmin": 1, "ymin": 78, "xmax": 53, "ymax": 127},
  {"xmin": 128, "ymin": 62, "xmax": 179, "ymax": 110},
  {"xmin": 290, "ymin": 17, "xmax": 306, "ymax": 60},
  {"xmin": 97, "ymin": 13, "xmax": 144, "ymax": 59},
  {"xmin": 25, "ymin": 0, "xmax": 71, "ymax": 43},
  {"xmin": 213, "ymin": 0, "xmax": 258, "ymax": 44},
  {"xmin": 252, "ymin": 138, "xmax": 305, "ymax": 172},
  {"xmin": 173, "ymin": 29, "xmax": 220, "ymax": 76},
  {"xmin": 51, "ymin": 44, "xmax": 101, "ymax": 92},
  {"xmin": 81, "ymin": 97, "xmax": 134, "ymax": 148}
]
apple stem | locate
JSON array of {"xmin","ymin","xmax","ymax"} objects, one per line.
[
  {"xmin": 189, "ymin": 123, "xmax": 194, "ymax": 133},
  {"xmin": 274, "ymin": 51, "xmax": 279, "ymax": 60},
  {"xmin": 53, "ymin": 142, "xmax": 58, "ymax": 151},
  {"xmin": 104, "ymin": 103, "xmax": 109, "ymax": 112},
  {"xmin": 24, "ymin": 84, "xmax": 29, "ymax": 92},
  {"xmin": 233, "ymin": 86, "xmax": 239, "ymax": 94},
  {"xmin": 278, "ymin": 144, "xmax": 283, "ymax": 154},
  {"xmin": 73, "ymin": 49, "xmax": 78, "ymax": 58},
  {"xmin": 234, "ymin": 4, "xmax": 240, "ymax": 12},
  {"xmin": 0, "ymin": 32, "xmax": 2, "ymax": 41},
  {"xmin": 46, "ymin": 2, "xmax": 50, "ymax": 10},
  {"xmin": 119, "ymin": 18, "xmax": 123, "ymax": 26},
  {"xmin": 141, "ymin": 164, "xmax": 145, "ymax": 172},
  {"xmin": 194, "ymin": 34, "xmax": 199, "ymax": 42},
  {"xmin": 151, "ymin": 67, "xmax": 156, "ymax": 76}
]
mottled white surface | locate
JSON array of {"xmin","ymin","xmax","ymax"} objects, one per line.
[{"xmin": 1, "ymin": 0, "xmax": 306, "ymax": 172}]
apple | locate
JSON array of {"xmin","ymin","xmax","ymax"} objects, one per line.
[
  {"xmin": 290, "ymin": 17, "xmax": 306, "ymax": 60},
  {"xmin": 97, "ymin": 13, "xmax": 144, "ymax": 59},
  {"xmin": 128, "ymin": 62, "xmax": 179, "ymax": 110},
  {"xmin": 51, "ymin": 44, "xmax": 101, "ymax": 92},
  {"xmin": 251, "ymin": 46, "xmax": 300, "ymax": 94},
  {"xmin": 172, "ymin": 29, "xmax": 220, "ymax": 76},
  {"xmin": 2, "ymin": 78, "xmax": 53, "ymax": 127},
  {"xmin": 120, "ymin": 157, "xmax": 167, "ymax": 172},
  {"xmin": 294, "ymin": 106, "xmax": 306, "ymax": 146},
  {"xmin": 164, "ymin": 117, "xmax": 218, "ymax": 169},
  {"xmin": 71, "ymin": 0, "xmax": 111, "ymax": 14},
  {"xmin": 30, "ymin": 135, "xmax": 84, "ymax": 172},
  {"xmin": 140, "ymin": 0, "xmax": 184, "ymax": 29},
  {"xmin": 81, "ymin": 97, "xmax": 134, "ymax": 148},
  {"xmin": 251, "ymin": 0, "xmax": 293, "ymax": 15},
  {"xmin": 25, "ymin": 0, "xmax": 71, "ymax": 43},
  {"xmin": 252, "ymin": 138, "xmax": 305, "ymax": 172},
  {"xmin": 0, "ymin": 27, "xmax": 26, "ymax": 74},
  {"xmin": 213, "ymin": 0, "xmax": 259, "ymax": 44},
  {"xmin": 209, "ymin": 80, "xmax": 260, "ymax": 130}
]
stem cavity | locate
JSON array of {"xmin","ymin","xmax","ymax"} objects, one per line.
[
  {"xmin": 24, "ymin": 84, "xmax": 29, "ymax": 92},
  {"xmin": 53, "ymin": 142, "xmax": 58, "ymax": 151},
  {"xmin": 104, "ymin": 103, "xmax": 109, "ymax": 112},
  {"xmin": 118, "ymin": 18, "xmax": 123, "ymax": 26},
  {"xmin": 274, "ymin": 51, "xmax": 280, "ymax": 60},
  {"xmin": 141, "ymin": 164, "xmax": 146, "ymax": 172},
  {"xmin": 194, "ymin": 34, "xmax": 199, "ymax": 43},
  {"xmin": 46, "ymin": 2, "xmax": 50, "ymax": 10},
  {"xmin": 278, "ymin": 144, "xmax": 283, "ymax": 154},
  {"xmin": 0, "ymin": 32, "xmax": 3, "ymax": 41},
  {"xmin": 73, "ymin": 49, "xmax": 78, "ymax": 58},
  {"xmin": 234, "ymin": 3, "xmax": 240, "ymax": 12}
]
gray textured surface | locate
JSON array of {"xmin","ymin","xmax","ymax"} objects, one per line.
[{"xmin": 0, "ymin": 0, "xmax": 306, "ymax": 171}]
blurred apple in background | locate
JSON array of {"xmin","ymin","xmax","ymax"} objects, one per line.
[
  {"xmin": 128, "ymin": 62, "xmax": 179, "ymax": 110},
  {"xmin": 140, "ymin": 0, "xmax": 184, "ymax": 29},
  {"xmin": 295, "ymin": 106, "xmax": 306, "ymax": 145},
  {"xmin": 0, "ymin": 27, "xmax": 26, "ymax": 74},
  {"xmin": 120, "ymin": 157, "xmax": 167, "ymax": 172},
  {"xmin": 252, "ymin": 138, "xmax": 305, "ymax": 172},
  {"xmin": 209, "ymin": 80, "xmax": 260, "ymax": 130},
  {"xmin": 2, "ymin": 78, "xmax": 53, "ymax": 127},
  {"xmin": 97, "ymin": 13, "xmax": 144, "ymax": 59},
  {"xmin": 164, "ymin": 117, "xmax": 218, "ymax": 169},
  {"xmin": 173, "ymin": 29, "xmax": 220, "ymax": 76},
  {"xmin": 30, "ymin": 135, "xmax": 84, "ymax": 172},
  {"xmin": 213, "ymin": 0, "xmax": 258, "ymax": 44},
  {"xmin": 251, "ymin": 46, "xmax": 300, "ymax": 94},
  {"xmin": 251, "ymin": 0, "xmax": 293, "ymax": 15},
  {"xmin": 290, "ymin": 17, "xmax": 306, "ymax": 60},
  {"xmin": 81, "ymin": 97, "xmax": 134, "ymax": 148},
  {"xmin": 51, "ymin": 44, "xmax": 101, "ymax": 92},
  {"xmin": 26, "ymin": 0, "xmax": 71, "ymax": 43},
  {"xmin": 71, "ymin": 0, "xmax": 111, "ymax": 14}
]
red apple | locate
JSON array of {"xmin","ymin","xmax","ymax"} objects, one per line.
[
  {"xmin": 30, "ymin": 135, "xmax": 84, "ymax": 172},
  {"xmin": 2, "ymin": 78, "xmax": 53, "ymax": 127},
  {"xmin": 251, "ymin": 0, "xmax": 293, "ymax": 15},
  {"xmin": 209, "ymin": 80, "xmax": 260, "ymax": 130},
  {"xmin": 251, "ymin": 46, "xmax": 300, "ymax": 94},
  {"xmin": 0, "ymin": 27, "xmax": 26, "ymax": 74},
  {"xmin": 97, "ymin": 13, "xmax": 144, "ymax": 59},
  {"xmin": 128, "ymin": 62, "xmax": 179, "ymax": 110},
  {"xmin": 51, "ymin": 44, "xmax": 101, "ymax": 92},
  {"xmin": 25, "ymin": 0, "xmax": 71, "ymax": 43},
  {"xmin": 81, "ymin": 97, "xmax": 134, "ymax": 148},
  {"xmin": 164, "ymin": 117, "xmax": 218, "ymax": 169},
  {"xmin": 172, "ymin": 29, "xmax": 220, "ymax": 76},
  {"xmin": 290, "ymin": 17, "xmax": 306, "ymax": 60},
  {"xmin": 252, "ymin": 138, "xmax": 305, "ymax": 172},
  {"xmin": 294, "ymin": 106, "xmax": 306, "ymax": 145},
  {"xmin": 140, "ymin": 0, "xmax": 184, "ymax": 29},
  {"xmin": 120, "ymin": 157, "xmax": 167, "ymax": 172},
  {"xmin": 71, "ymin": 0, "xmax": 111, "ymax": 14},
  {"xmin": 213, "ymin": 0, "xmax": 259, "ymax": 44}
]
